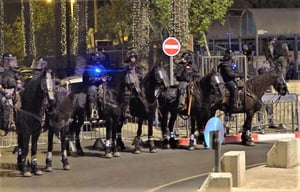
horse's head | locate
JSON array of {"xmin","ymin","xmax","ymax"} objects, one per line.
[
  {"xmin": 200, "ymin": 69, "xmax": 225, "ymax": 104},
  {"xmin": 48, "ymin": 86, "xmax": 74, "ymax": 138},
  {"xmin": 272, "ymin": 69, "xmax": 289, "ymax": 96},
  {"xmin": 151, "ymin": 62, "xmax": 170, "ymax": 89},
  {"xmin": 40, "ymin": 69, "xmax": 56, "ymax": 101}
]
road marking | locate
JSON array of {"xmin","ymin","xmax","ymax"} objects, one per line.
[
  {"xmin": 145, "ymin": 172, "xmax": 209, "ymax": 192},
  {"xmin": 146, "ymin": 162, "xmax": 266, "ymax": 192}
]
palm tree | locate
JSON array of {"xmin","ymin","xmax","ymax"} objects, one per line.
[{"xmin": 0, "ymin": 0, "xmax": 4, "ymax": 53}]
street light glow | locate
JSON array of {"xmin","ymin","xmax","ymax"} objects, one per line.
[{"xmin": 46, "ymin": 0, "xmax": 52, "ymax": 3}]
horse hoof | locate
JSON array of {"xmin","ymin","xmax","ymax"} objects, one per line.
[
  {"xmin": 113, "ymin": 152, "xmax": 121, "ymax": 157},
  {"xmin": 105, "ymin": 152, "xmax": 113, "ymax": 158},
  {"xmin": 149, "ymin": 147, "xmax": 157, "ymax": 153},
  {"xmin": 247, "ymin": 140, "xmax": 255, "ymax": 146},
  {"xmin": 133, "ymin": 149, "xmax": 141, "ymax": 154},
  {"xmin": 63, "ymin": 165, "xmax": 71, "ymax": 170},
  {"xmin": 77, "ymin": 150, "xmax": 84, "ymax": 156},
  {"xmin": 188, "ymin": 145, "xmax": 195, "ymax": 151},
  {"xmin": 34, "ymin": 169, "xmax": 43, "ymax": 176},
  {"xmin": 45, "ymin": 166, "xmax": 53, "ymax": 172},
  {"xmin": 23, "ymin": 171, "xmax": 32, "ymax": 177},
  {"xmin": 242, "ymin": 140, "xmax": 255, "ymax": 146}
]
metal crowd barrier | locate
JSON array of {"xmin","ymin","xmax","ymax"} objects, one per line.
[
  {"xmin": 217, "ymin": 93, "xmax": 299, "ymax": 135},
  {"xmin": 200, "ymin": 55, "xmax": 248, "ymax": 79},
  {"xmin": 0, "ymin": 131, "xmax": 48, "ymax": 149}
]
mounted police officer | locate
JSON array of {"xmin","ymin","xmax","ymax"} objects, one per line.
[
  {"xmin": 0, "ymin": 53, "xmax": 23, "ymax": 135},
  {"xmin": 122, "ymin": 50, "xmax": 144, "ymax": 119},
  {"xmin": 174, "ymin": 52, "xmax": 194, "ymax": 112},
  {"xmin": 218, "ymin": 50, "xmax": 243, "ymax": 113},
  {"xmin": 273, "ymin": 36, "xmax": 289, "ymax": 77},
  {"xmin": 83, "ymin": 52, "xmax": 107, "ymax": 121}
]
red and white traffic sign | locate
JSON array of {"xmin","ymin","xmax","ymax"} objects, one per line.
[{"xmin": 162, "ymin": 37, "xmax": 181, "ymax": 57}]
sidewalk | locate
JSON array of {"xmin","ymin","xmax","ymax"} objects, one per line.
[{"xmin": 232, "ymin": 165, "xmax": 300, "ymax": 192}]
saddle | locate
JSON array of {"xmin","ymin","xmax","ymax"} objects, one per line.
[
  {"xmin": 162, "ymin": 85, "xmax": 178, "ymax": 103},
  {"xmin": 97, "ymin": 85, "xmax": 119, "ymax": 109}
]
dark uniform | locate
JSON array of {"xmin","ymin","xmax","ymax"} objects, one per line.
[
  {"xmin": 273, "ymin": 36, "xmax": 289, "ymax": 77},
  {"xmin": 0, "ymin": 53, "xmax": 23, "ymax": 135},
  {"xmin": 174, "ymin": 52, "xmax": 195, "ymax": 112},
  {"xmin": 218, "ymin": 50, "xmax": 243, "ymax": 112},
  {"xmin": 82, "ymin": 52, "xmax": 107, "ymax": 121},
  {"xmin": 122, "ymin": 51, "xmax": 144, "ymax": 119}
]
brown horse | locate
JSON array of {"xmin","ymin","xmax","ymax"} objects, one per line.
[{"xmin": 196, "ymin": 67, "xmax": 288, "ymax": 146}]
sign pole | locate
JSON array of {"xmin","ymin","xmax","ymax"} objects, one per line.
[
  {"xmin": 170, "ymin": 56, "xmax": 174, "ymax": 86},
  {"xmin": 162, "ymin": 37, "xmax": 181, "ymax": 86}
]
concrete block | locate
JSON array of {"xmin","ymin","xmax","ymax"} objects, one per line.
[
  {"xmin": 221, "ymin": 151, "xmax": 245, "ymax": 187},
  {"xmin": 267, "ymin": 138, "xmax": 300, "ymax": 168},
  {"xmin": 198, "ymin": 172, "xmax": 232, "ymax": 192}
]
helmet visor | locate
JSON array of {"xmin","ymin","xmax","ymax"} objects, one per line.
[{"xmin": 5, "ymin": 56, "xmax": 18, "ymax": 68}]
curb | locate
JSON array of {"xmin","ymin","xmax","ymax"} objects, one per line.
[
  {"xmin": 177, "ymin": 133, "xmax": 299, "ymax": 146},
  {"xmin": 224, "ymin": 133, "xmax": 298, "ymax": 143}
]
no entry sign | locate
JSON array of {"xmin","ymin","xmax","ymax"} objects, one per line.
[{"xmin": 162, "ymin": 37, "xmax": 181, "ymax": 57}]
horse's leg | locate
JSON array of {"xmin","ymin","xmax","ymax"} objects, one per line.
[
  {"xmin": 74, "ymin": 113, "xmax": 84, "ymax": 156},
  {"xmin": 18, "ymin": 131, "xmax": 33, "ymax": 177},
  {"xmin": 16, "ymin": 133, "xmax": 24, "ymax": 172},
  {"xmin": 159, "ymin": 109, "xmax": 169, "ymax": 149},
  {"xmin": 45, "ymin": 127, "xmax": 54, "ymax": 172},
  {"xmin": 241, "ymin": 112, "xmax": 255, "ymax": 146},
  {"xmin": 30, "ymin": 129, "xmax": 43, "ymax": 176},
  {"xmin": 61, "ymin": 129, "xmax": 71, "ymax": 170},
  {"xmin": 116, "ymin": 116, "xmax": 126, "ymax": 150},
  {"xmin": 132, "ymin": 118, "xmax": 143, "ymax": 154},
  {"xmin": 188, "ymin": 117, "xmax": 196, "ymax": 151},
  {"xmin": 112, "ymin": 120, "xmax": 120, "ymax": 157},
  {"xmin": 148, "ymin": 115, "xmax": 157, "ymax": 153},
  {"xmin": 168, "ymin": 111, "xmax": 178, "ymax": 149},
  {"xmin": 104, "ymin": 120, "xmax": 113, "ymax": 158}
]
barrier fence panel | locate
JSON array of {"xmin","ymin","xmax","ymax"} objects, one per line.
[
  {"xmin": 216, "ymin": 93, "xmax": 299, "ymax": 135},
  {"xmin": 200, "ymin": 55, "xmax": 248, "ymax": 78}
]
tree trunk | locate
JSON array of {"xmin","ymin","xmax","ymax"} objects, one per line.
[
  {"xmin": 170, "ymin": 0, "xmax": 190, "ymax": 52},
  {"xmin": 132, "ymin": 0, "xmax": 150, "ymax": 73},
  {"xmin": 54, "ymin": 0, "xmax": 67, "ymax": 77},
  {"xmin": 77, "ymin": 0, "xmax": 88, "ymax": 57},
  {"xmin": 0, "ymin": 0, "xmax": 4, "ymax": 53},
  {"xmin": 22, "ymin": 0, "xmax": 36, "ymax": 66}
]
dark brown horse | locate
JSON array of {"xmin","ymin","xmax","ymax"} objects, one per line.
[
  {"xmin": 158, "ymin": 69, "xmax": 225, "ymax": 150},
  {"xmin": 196, "ymin": 67, "xmax": 288, "ymax": 146},
  {"xmin": 15, "ymin": 69, "xmax": 55, "ymax": 177}
]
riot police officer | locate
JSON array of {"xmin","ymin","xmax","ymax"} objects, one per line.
[
  {"xmin": 83, "ymin": 52, "xmax": 107, "ymax": 121},
  {"xmin": 174, "ymin": 52, "xmax": 194, "ymax": 112},
  {"xmin": 218, "ymin": 50, "xmax": 243, "ymax": 113},
  {"xmin": 122, "ymin": 50, "xmax": 144, "ymax": 119},
  {"xmin": 31, "ymin": 58, "xmax": 49, "ymax": 78},
  {"xmin": 0, "ymin": 53, "xmax": 23, "ymax": 135}
]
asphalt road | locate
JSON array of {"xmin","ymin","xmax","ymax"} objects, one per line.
[{"xmin": 0, "ymin": 139, "xmax": 274, "ymax": 192}]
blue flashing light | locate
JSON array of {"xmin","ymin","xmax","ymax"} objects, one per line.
[
  {"xmin": 95, "ymin": 67, "xmax": 101, "ymax": 73},
  {"xmin": 232, "ymin": 63, "xmax": 238, "ymax": 70}
]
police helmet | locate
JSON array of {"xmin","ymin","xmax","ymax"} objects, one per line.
[
  {"xmin": 220, "ymin": 49, "xmax": 234, "ymax": 61},
  {"xmin": 88, "ymin": 52, "xmax": 106, "ymax": 65},
  {"xmin": 181, "ymin": 52, "xmax": 193, "ymax": 65},
  {"xmin": 126, "ymin": 51, "xmax": 137, "ymax": 61},
  {"xmin": 31, "ymin": 58, "xmax": 48, "ymax": 70},
  {"xmin": 258, "ymin": 67, "xmax": 269, "ymax": 75},
  {"xmin": 2, "ymin": 53, "xmax": 18, "ymax": 68}
]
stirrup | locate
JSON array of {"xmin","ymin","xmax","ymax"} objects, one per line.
[{"xmin": 90, "ymin": 109, "xmax": 99, "ymax": 122}]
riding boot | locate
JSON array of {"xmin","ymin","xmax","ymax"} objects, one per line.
[
  {"xmin": 230, "ymin": 89, "xmax": 241, "ymax": 112},
  {"xmin": 177, "ymin": 93, "xmax": 186, "ymax": 112},
  {"xmin": 123, "ymin": 99, "xmax": 131, "ymax": 119},
  {"xmin": 178, "ymin": 82, "xmax": 188, "ymax": 112}
]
